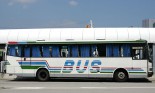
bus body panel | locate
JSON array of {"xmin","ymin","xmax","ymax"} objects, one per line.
[{"xmin": 6, "ymin": 56, "xmax": 148, "ymax": 78}]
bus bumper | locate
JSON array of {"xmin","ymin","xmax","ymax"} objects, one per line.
[{"xmin": 148, "ymin": 72, "xmax": 153, "ymax": 77}]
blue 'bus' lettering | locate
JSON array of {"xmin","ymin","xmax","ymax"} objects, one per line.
[
  {"xmin": 62, "ymin": 60, "xmax": 74, "ymax": 73},
  {"xmin": 76, "ymin": 60, "xmax": 89, "ymax": 73},
  {"xmin": 90, "ymin": 60, "xmax": 101, "ymax": 73},
  {"xmin": 63, "ymin": 60, "xmax": 102, "ymax": 73}
]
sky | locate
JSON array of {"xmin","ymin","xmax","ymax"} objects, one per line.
[{"xmin": 0, "ymin": 0, "xmax": 155, "ymax": 29}]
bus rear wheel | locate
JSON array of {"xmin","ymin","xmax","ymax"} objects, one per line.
[
  {"xmin": 114, "ymin": 70, "xmax": 128, "ymax": 82},
  {"xmin": 36, "ymin": 69, "xmax": 49, "ymax": 81}
]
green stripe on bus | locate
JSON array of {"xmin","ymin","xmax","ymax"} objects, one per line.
[
  {"xmin": 100, "ymin": 72, "xmax": 113, "ymax": 73},
  {"xmin": 62, "ymin": 71, "xmax": 72, "ymax": 73},
  {"xmin": 21, "ymin": 66, "xmax": 43, "ymax": 69},
  {"xmin": 50, "ymin": 71, "xmax": 61, "ymax": 73},
  {"xmin": 26, "ymin": 40, "xmax": 146, "ymax": 45}
]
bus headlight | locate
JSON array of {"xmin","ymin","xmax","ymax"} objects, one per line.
[
  {"xmin": 149, "ymin": 68, "xmax": 153, "ymax": 72},
  {"xmin": 4, "ymin": 61, "xmax": 10, "ymax": 65}
]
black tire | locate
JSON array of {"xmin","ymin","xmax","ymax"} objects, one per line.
[
  {"xmin": 114, "ymin": 70, "xmax": 128, "ymax": 82},
  {"xmin": 36, "ymin": 69, "xmax": 49, "ymax": 81}
]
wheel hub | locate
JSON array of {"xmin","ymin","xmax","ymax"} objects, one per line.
[
  {"xmin": 40, "ymin": 72, "xmax": 47, "ymax": 78},
  {"xmin": 118, "ymin": 72, "xmax": 125, "ymax": 79}
]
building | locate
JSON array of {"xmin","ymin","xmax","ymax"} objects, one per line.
[{"xmin": 142, "ymin": 19, "xmax": 155, "ymax": 28}]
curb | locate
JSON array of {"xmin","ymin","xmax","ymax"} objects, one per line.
[
  {"xmin": 1, "ymin": 73, "xmax": 155, "ymax": 81},
  {"xmin": 148, "ymin": 75, "xmax": 155, "ymax": 81},
  {"xmin": 0, "ymin": 73, "xmax": 17, "ymax": 80}
]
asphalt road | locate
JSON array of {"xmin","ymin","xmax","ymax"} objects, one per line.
[{"xmin": 0, "ymin": 78, "xmax": 155, "ymax": 93}]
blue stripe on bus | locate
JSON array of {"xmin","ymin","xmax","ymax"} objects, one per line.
[
  {"xmin": 128, "ymin": 70, "xmax": 144, "ymax": 71},
  {"xmin": 126, "ymin": 68, "xmax": 144, "ymax": 71},
  {"xmin": 18, "ymin": 61, "xmax": 62, "ymax": 71},
  {"xmin": 19, "ymin": 62, "xmax": 46, "ymax": 65},
  {"xmin": 18, "ymin": 42, "xmax": 27, "ymax": 44}
]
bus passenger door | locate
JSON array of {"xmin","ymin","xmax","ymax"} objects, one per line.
[
  {"xmin": 0, "ymin": 44, "xmax": 6, "ymax": 73},
  {"xmin": 0, "ymin": 50, "xmax": 6, "ymax": 73},
  {"xmin": 20, "ymin": 45, "xmax": 33, "ymax": 77},
  {"xmin": 0, "ymin": 51, "xmax": 3, "ymax": 62},
  {"xmin": 131, "ymin": 46, "xmax": 148, "ymax": 78}
]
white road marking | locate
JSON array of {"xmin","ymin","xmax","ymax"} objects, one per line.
[
  {"xmin": 1, "ymin": 87, "xmax": 155, "ymax": 90},
  {"xmin": 81, "ymin": 87, "xmax": 155, "ymax": 89},
  {"xmin": 11, "ymin": 87, "xmax": 76, "ymax": 90},
  {"xmin": 13, "ymin": 87, "xmax": 44, "ymax": 90}
]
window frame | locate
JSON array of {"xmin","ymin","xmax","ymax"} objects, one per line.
[{"xmin": 6, "ymin": 42, "xmax": 148, "ymax": 59}]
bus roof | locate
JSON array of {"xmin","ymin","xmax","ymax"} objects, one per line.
[{"xmin": 1, "ymin": 28, "xmax": 155, "ymax": 44}]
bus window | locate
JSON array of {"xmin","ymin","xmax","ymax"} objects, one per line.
[
  {"xmin": 120, "ymin": 46, "xmax": 123, "ymax": 57},
  {"xmin": 61, "ymin": 46, "xmax": 68, "ymax": 57},
  {"xmin": 106, "ymin": 44, "xmax": 131, "ymax": 57},
  {"xmin": 106, "ymin": 44, "xmax": 113, "ymax": 57},
  {"xmin": 148, "ymin": 45, "xmax": 153, "ymax": 62},
  {"xmin": 67, "ymin": 46, "xmax": 71, "ymax": 57},
  {"xmin": 7, "ymin": 45, "xmax": 22, "ymax": 57},
  {"xmin": 91, "ymin": 45, "xmax": 98, "ymax": 57},
  {"xmin": 9, "ymin": 45, "xmax": 16, "ymax": 56},
  {"xmin": 97, "ymin": 44, "xmax": 106, "ymax": 57},
  {"xmin": 113, "ymin": 45, "xmax": 119, "ymax": 57},
  {"xmin": 43, "ymin": 45, "xmax": 51, "ymax": 57},
  {"xmin": 24, "ymin": 46, "xmax": 31, "ymax": 57},
  {"xmin": 106, "ymin": 44, "xmax": 118, "ymax": 57},
  {"xmin": 80, "ymin": 45, "xmax": 90, "ymax": 57},
  {"xmin": 16, "ymin": 46, "xmax": 22, "ymax": 57},
  {"xmin": 7, "ymin": 46, "xmax": 10, "ymax": 56},
  {"xmin": 52, "ymin": 45, "xmax": 60, "ymax": 57},
  {"xmin": 0, "ymin": 51, "xmax": 2, "ymax": 62},
  {"xmin": 49, "ymin": 46, "xmax": 52, "ymax": 57},
  {"xmin": 132, "ymin": 47, "xmax": 144, "ymax": 60},
  {"xmin": 32, "ymin": 46, "xmax": 42, "ymax": 57},
  {"xmin": 71, "ymin": 45, "xmax": 79, "ymax": 57},
  {"xmin": 122, "ymin": 44, "xmax": 131, "ymax": 57}
]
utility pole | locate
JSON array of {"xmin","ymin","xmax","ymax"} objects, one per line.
[{"xmin": 86, "ymin": 20, "xmax": 93, "ymax": 28}]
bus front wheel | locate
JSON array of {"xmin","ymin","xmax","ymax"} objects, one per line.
[
  {"xmin": 114, "ymin": 70, "xmax": 128, "ymax": 82},
  {"xmin": 36, "ymin": 69, "xmax": 49, "ymax": 81}
]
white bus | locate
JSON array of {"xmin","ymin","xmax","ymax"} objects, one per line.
[{"xmin": 5, "ymin": 40, "xmax": 153, "ymax": 82}]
